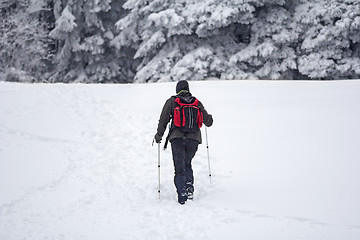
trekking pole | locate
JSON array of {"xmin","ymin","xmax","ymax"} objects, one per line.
[
  {"xmin": 205, "ymin": 127, "xmax": 212, "ymax": 183},
  {"xmin": 157, "ymin": 142, "xmax": 161, "ymax": 199}
]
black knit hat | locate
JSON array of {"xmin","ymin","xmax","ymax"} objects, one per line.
[{"xmin": 176, "ymin": 80, "xmax": 189, "ymax": 94}]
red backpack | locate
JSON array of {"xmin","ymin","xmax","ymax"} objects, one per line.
[{"xmin": 173, "ymin": 97, "xmax": 203, "ymax": 132}]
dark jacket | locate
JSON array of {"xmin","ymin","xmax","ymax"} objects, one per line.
[{"xmin": 156, "ymin": 92, "xmax": 213, "ymax": 144}]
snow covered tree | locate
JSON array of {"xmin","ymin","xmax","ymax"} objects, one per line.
[
  {"xmin": 111, "ymin": 0, "xmax": 289, "ymax": 82},
  {"xmin": 230, "ymin": 1, "xmax": 310, "ymax": 80},
  {"xmin": 294, "ymin": 0, "xmax": 360, "ymax": 79},
  {"xmin": 0, "ymin": 0, "xmax": 54, "ymax": 82},
  {"xmin": 2, "ymin": 0, "xmax": 359, "ymax": 82},
  {"xmin": 230, "ymin": 0, "xmax": 360, "ymax": 80},
  {"xmin": 49, "ymin": 0, "xmax": 131, "ymax": 83}
]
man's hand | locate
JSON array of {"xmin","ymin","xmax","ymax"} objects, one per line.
[{"xmin": 154, "ymin": 133, "xmax": 162, "ymax": 143}]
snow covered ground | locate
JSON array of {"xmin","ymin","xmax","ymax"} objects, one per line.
[{"xmin": 1, "ymin": 80, "xmax": 360, "ymax": 240}]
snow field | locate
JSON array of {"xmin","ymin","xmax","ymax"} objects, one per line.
[{"xmin": 1, "ymin": 80, "xmax": 360, "ymax": 240}]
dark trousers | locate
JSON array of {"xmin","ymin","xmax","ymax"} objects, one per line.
[{"xmin": 170, "ymin": 138, "xmax": 199, "ymax": 195}]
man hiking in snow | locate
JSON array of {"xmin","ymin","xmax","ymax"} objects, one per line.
[{"xmin": 154, "ymin": 80, "xmax": 213, "ymax": 205}]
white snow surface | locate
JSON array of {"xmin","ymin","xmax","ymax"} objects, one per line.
[{"xmin": 1, "ymin": 80, "xmax": 360, "ymax": 240}]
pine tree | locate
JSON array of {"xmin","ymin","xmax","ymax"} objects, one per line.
[
  {"xmin": 295, "ymin": 0, "xmax": 360, "ymax": 79},
  {"xmin": 230, "ymin": 4, "xmax": 299, "ymax": 80},
  {"xmin": 49, "ymin": 0, "xmax": 130, "ymax": 83},
  {"xmin": 111, "ymin": 0, "xmax": 289, "ymax": 82},
  {"xmin": 0, "ymin": 0, "xmax": 54, "ymax": 82}
]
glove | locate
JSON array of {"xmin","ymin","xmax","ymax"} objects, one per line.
[
  {"xmin": 154, "ymin": 133, "xmax": 162, "ymax": 143},
  {"xmin": 204, "ymin": 114, "xmax": 213, "ymax": 127}
]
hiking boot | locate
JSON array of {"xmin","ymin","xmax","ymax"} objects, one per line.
[
  {"xmin": 186, "ymin": 185, "xmax": 194, "ymax": 200},
  {"xmin": 178, "ymin": 192, "xmax": 188, "ymax": 205}
]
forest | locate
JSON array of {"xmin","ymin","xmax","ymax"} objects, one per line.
[{"xmin": 1, "ymin": 0, "xmax": 360, "ymax": 83}]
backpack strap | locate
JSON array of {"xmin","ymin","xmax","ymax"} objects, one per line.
[{"xmin": 163, "ymin": 96, "xmax": 178, "ymax": 150}]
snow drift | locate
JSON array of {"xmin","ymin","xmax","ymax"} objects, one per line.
[{"xmin": 1, "ymin": 80, "xmax": 360, "ymax": 239}]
